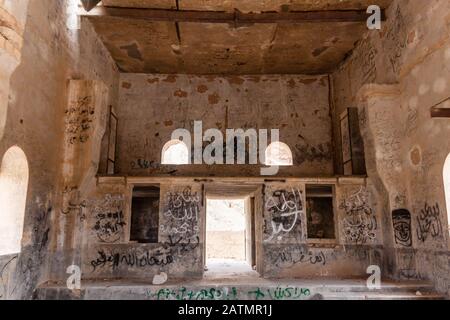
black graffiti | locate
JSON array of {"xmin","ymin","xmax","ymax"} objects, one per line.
[
  {"xmin": 90, "ymin": 236, "xmax": 199, "ymax": 272},
  {"xmin": 61, "ymin": 200, "xmax": 87, "ymax": 217},
  {"xmin": 65, "ymin": 96, "xmax": 95, "ymax": 145},
  {"xmin": 93, "ymin": 211, "xmax": 126, "ymax": 243},
  {"xmin": 416, "ymin": 202, "xmax": 443, "ymax": 242},
  {"xmin": 294, "ymin": 143, "xmax": 332, "ymax": 164},
  {"xmin": 392, "ymin": 209, "xmax": 412, "ymax": 247},
  {"xmin": 90, "ymin": 248, "xmax": 174, "ymax": 272},
  {"xmin": 130, "ymin": 159, "xmax": 158, "ymax": 170},
  {"xmin": 340, "ymin": 188, "xmax": 377, "ymax": 244},
  {"xmin": 167, "ymin": 235, "xmax": 200, "ymax": 254},
  {"xmin": 270, "ymin": 247, "xmax": 326, "ymax": 267}
]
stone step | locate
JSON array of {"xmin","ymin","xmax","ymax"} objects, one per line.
[
  {"xmin": 303, "ymin": 282, "xmax": 436, "ymax": 293},
  {"xmin": 34, "ymin": 278, "xmax": 447, "ymax": 300},
  {"xmin": 324, "ymin": 293, "xmax": 446, "ymax": 300}
]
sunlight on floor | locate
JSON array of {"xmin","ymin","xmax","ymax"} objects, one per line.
[{"xmin": 204, "ymin": 259, "xmax": 259, "ymax": 280}]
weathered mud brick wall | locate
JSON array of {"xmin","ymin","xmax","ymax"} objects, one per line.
[
  {"xmin": 332, "ymin": 0, "xmax": 450, "ymax": 293},
  {"xmin": 116, "ymin": 74, "xmax": 333, "ymax": 176},
  {"xmin": 262, "ymin": 181, "xmax": 383, "ymax": 278},
  {"xmin": 81, "ymin": 182, "xmax": 204, "ymax": 280}
]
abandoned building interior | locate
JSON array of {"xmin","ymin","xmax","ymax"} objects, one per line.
[{"xmin": 0, "ymin": 0, "xmax": 449, "ymax": 300}]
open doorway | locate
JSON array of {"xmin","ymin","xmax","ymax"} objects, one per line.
[{"xmin": 205, "ymin": 197, "xmax": 258, "ymax": 278}]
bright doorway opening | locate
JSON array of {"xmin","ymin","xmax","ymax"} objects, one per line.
[
  {"xmin": 205, "ymin": 198, "xmax": 258, "ymax": 278},
  {"xmin": 0, "ymin": 146, "xmax": 29, "ymax": 255}
]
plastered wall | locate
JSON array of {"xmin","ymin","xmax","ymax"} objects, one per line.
[
  {"xmin": 2, "ymin": 0, "xmax": 449, "ymax": 300},
  {"xmin": 81, "ymin": 181, "xmax": 204, "ymax": 280},
  {"xmin": 72, "ymin": 177, "xmax": 383, "ymax": 282},
  {"xmin": 116, "ymin": 74, "xmax": 334, "ymax": 177},
  {"xmin": 262, "ymin": 180, "xmax": 383, "ymax": 278},
  {"xmin": 0, "ymin": 0, "xmax": 120, "ymax": 299},
  {"xmin": 331, "ymin": 0, "xmax": 450, "ymax": 294}
]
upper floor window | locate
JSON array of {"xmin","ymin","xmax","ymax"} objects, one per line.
[
  {"xmin": 130, "ymin": 185, "xmax": 160, "ymax": 243},
  {"xmin": 306, "ymin": 185, "xmax": 335, "ymax": 241},
  {"xmin": 265, "ymin": 142, "xmax": 293, "ymax": 166},
  {"xmin": 161, "ymin": 139, "xmax": 189, "ymax": 165}
]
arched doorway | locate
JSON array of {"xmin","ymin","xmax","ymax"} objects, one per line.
[{"xmin": 0, "ymin": 146, "xmax": 29, "ymax": 255}]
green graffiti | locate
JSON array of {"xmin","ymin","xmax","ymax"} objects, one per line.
[
  {"xmin": 147, "ymin": 287, "xmax": 238, "ymax": 300},
  {"xmin": 145, "ymin": 286, "xmax": 310, "ymax": 300},
  {"xmin": 248, "ymin": 286, "xmax": 311, "ymax": 300}
]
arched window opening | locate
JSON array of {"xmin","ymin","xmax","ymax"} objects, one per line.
[
  {"xmin": 265, "ymin": 142, "xmax": 293, "ymax": 166},
  {"xmin": 161, "ymin": 139, "xmax": 189, "ymax": 165},
  {"xmin": 443, "ymin": 153, "xmax": 450, "ymax": 236},
  {"xmin": 0, "ymin": 146, "xmax": 29, "ymax": 255}
]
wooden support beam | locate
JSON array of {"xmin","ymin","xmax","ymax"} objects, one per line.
[
  {"xmin": 81, "ymin": 0, "xmax": 101, "ymax": 12},
  {"xmin": 430, "ymin": 97, "xmax": 450, "ymax": 118},
  {"xmin": 431, "ymin": 108, "xmax": 450, "ymax": 118},
  {"xmin": 83, "ymin": 7, "xmax": 386, "ymax": 24}
]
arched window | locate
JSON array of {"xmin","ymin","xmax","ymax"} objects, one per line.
[
  {"xmin": 161, "ymin": 139, "xmax": 189, "ymax": 165},
  {"xmin": 265, "ymin": 142, "xmax": 293, "ymax": 166},
  {"xmin": 0, "ymin": 146, "xmax": 29, "ymax": 255},
  {"xmin": 443, "ymin": 153, "xmax": 450, "ymax": 236}
]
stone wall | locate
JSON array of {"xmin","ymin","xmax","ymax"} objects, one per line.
[
  {"xmin": 2, "ymin": 0, "xmax": 449, "ymax": 300},
  {"xmin": 73, "ymin": 177, "xmax": 382, "ymax": 282},
  {"xmin": 331, "ymin": 0, "xmax": 450, "ymax": 294},
  {"xmin": 80, "ymin": 181, "xmax": 204, "ymax": 281},
  {"xmin": 262, "ymin": 180, "xmax": 382, "ymax": 278},
  {"xmin": 116, "ymin": 74, "xmax": 334, "ymax": 177}
]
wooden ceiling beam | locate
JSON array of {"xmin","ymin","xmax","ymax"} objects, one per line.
[
  {"xmin": 430, "ymin": 97, "xmax": 450, "ymax": 118},
  {"xmin": 83, "ymin": 7, "xmax": 386, "ymax": 24},
  {"xmin": 81, "ymin": 0, "xmax": 102, "ymax": 12},
  {"xmin": 431, "ymin": 108, "xmax": 450, "ymax": 118}
]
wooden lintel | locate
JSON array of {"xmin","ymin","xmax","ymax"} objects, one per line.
[
  {"xmin": 430, "ymin": 97, "xmax": 450, "ymax": 118},
  {"xmin": 431, "ymin": 108, "xmax": 450, "ymax": 118},
  {"xmin": 83, "ymin": 7, "xmax": 386, "ymax": 24}
]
